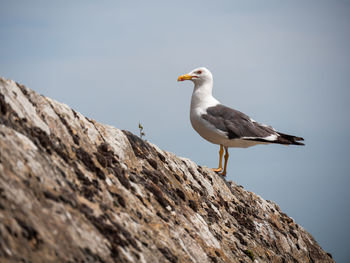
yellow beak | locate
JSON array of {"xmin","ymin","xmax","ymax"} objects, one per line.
[{"xmin": 177, "ymin": 74, "xmax": 192, "ymax": 81}]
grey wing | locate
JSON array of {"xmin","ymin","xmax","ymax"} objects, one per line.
[
  {"xmin": 202, "ymin": 104, "xmax": 274, "ymax": 139},
  {"xmin": 202, "ymin": 104, "xmax": 304, "ymax": 145}
]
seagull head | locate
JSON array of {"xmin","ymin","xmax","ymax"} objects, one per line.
[{"xmin": 177, "ymin": 67, "xmax": 213, "ymax": 85}]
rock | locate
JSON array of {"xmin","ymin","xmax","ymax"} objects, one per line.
[{"xmin": 0, "ymin": 77, "xmax": 334, "ymax": 262}]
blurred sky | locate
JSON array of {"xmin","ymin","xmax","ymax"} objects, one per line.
[{"xmin": 1, "ymin": 1, "xmax": 349, "ymax": 262}]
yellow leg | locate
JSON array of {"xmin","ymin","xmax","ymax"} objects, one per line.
[
  {"xmin": 221, "ymin": 146, "xmax": 229, "ymax": 176},
  {"xmin": 212, "ymin": 145, "xmax": 223, "ymax": 173}
]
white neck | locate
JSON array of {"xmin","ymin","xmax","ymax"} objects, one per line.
[{"xmin": 190, "ymin": 81, "xmax": 219, "ymax": 111}]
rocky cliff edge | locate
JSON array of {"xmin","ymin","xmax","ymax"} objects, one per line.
[{"xmin": 0, "ymin": 77, "xmax": 333, "ymax": 262}]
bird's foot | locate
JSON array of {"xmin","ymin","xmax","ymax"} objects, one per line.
[
  {"xmin": 211, "ymin": 167, "xmax": 223, "ymax": 173},
  {"xmin": 220, "ymin": 171, "xmax": 227, "ymax": 177}
]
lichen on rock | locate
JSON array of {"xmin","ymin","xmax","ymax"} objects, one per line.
[{"xmin": 0, "ymin": 77, "xmax": 334, "ymax": 262}]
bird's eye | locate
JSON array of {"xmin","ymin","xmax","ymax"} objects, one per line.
[{"xmin": 196, "ymin": 70, "xmax": 202, "ymax": 74}]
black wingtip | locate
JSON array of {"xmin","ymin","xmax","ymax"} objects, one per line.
[
  {"xmin": 243, "ymin": 133, "xmax": 305, "ymax": 145},
  {"xmin": 277, "ymin": 132, "xmax": 305, "ymax": 146}
]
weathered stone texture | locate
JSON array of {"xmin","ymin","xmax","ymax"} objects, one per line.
[{"xmin": 0, "ymin": 77, "xmax": 334, "ymax": 262}]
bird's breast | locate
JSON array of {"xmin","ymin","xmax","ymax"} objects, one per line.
[{"xmin": 190, "ymin": 108, "xmax": 227, "ymax": 145}]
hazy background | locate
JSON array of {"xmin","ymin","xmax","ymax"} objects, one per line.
[{"xmin": 1, "ymin": 1, "xmax": 349, "ymax": 262}]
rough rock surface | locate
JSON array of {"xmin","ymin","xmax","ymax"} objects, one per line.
[{"xmin": 0, "ymin": 77, "xmax": 333, "ymax": 263}]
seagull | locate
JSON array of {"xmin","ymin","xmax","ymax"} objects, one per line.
[{"xmin": 177, "ymin": 67, "xmax": 304, "ymax": 176}]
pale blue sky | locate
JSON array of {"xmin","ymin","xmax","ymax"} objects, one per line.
[{"xmin": 1, "ymin": 1, "xmax": 349, "ymax": 262}]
